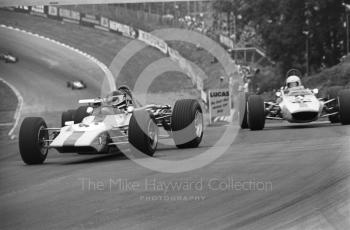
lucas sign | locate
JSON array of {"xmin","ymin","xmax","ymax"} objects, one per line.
[{"xmin": 209, "ymin": 89, "xmax": 231, "ymax": 121}]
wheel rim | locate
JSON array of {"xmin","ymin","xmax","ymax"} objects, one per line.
[
  {"xmin": 148, "ymin": 120, "xmax": 158, "ymax": 149},
  {"xmin": 37, "ymin": 125, "xmax": 48, "ymax": 156},
  {"xmin": 194, "ymin": 111, "xmax": 203, "ymax": 138}
]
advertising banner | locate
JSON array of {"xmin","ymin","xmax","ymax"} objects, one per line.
[
  {"xmin": 100, "ymin": 16, "xmax": 109, "ymax": 28},
  {"xmin": 15, "ymin": 5, "xmax": 30, "ymax": 12},
  {"xmin": 94, "ymin": 15, "xmax": 110, "ymax": 31},
  {"xmin": 31, "ymin": 5, "xmax": 44, "ymax": 13},
  {"xmin": 109, "ymin": 20, "xmax": 122, "ymax": 33},
  {"xmin": 126, "ymin": 26, "xmax": 137, "ymax": 39},
  {"xmin": 30, "ymin": 5, "xmax": 47, "ymax": 17},
  {"xmin": 59, "ymin": 8, "xmax": 80, "ymax": 23},
  {"xmin": 110, "ymin": 20, "xmax": 137, "ymax": 38},
  {"xmin": 81, "ymin": 13, "xmax": 99, "ymax": 26},
  {"xmin": 138, "ymin": 30, "xmax": 168, "ymax": 54},
  {"xmin": 47, "ymin": 6, "xmax": 58, "ymax": 17},
  {"xmin": 209, "ymin": 89, "xmax": 231, "ymax": 122}
]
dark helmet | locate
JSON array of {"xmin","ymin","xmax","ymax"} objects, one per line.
[
  {"xmin": 118, "ymin": 85, "xmax": 133, "ymax": 98},
  {"xmin": 107, "ymin": 90, "xmax": 125, "ymax": 106}
]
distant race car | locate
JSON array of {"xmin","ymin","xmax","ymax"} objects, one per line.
[
  {"xmin": 0, "ymin": 52, "xmax": 18, "ymax": 63},
  {"xmin": 18, "ymin": 86, "xmax": 204, "ymax": 164},
  {"xmin": 67, "ymin": 80, "xmax": 87, "ymax": 89},
  {"xmin": 239, "ymin": 70, "xmax": 350, "ymax": 130}
]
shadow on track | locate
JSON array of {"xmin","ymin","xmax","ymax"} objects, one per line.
[
  {"xmin": 61, "ymin": 152, "xmax": 128, "ymax": 165},
  {"xmin": 263, "ymin": 122, "xmax": 337, "ymax": 131}
]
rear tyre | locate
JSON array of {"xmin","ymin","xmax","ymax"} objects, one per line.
[
  {"xmin": 247, "ymin": 95, "xmax": 265, "ymax": 131},
  {"xmin": 74, "ymin": 106, "xmax": 89, "ymax": 124},
  {"xmin": 19, "ymin": 117, "xmax": 49, "ymax": 165},
  {"xmin": 338, "ymin": 90, "xmax": 350, "ymax": 125},
  {"xmin": 61, "ymin": 109, "xmax": 75, "ymax": 127},
  {"xmin": 171, "ymin": 99, "xmax": 203, "ymax": 148},
  {"xmin": 129, "ymin": 110, "xmax": 158, "ymax": 156},
  {"xmin": 327, "ymin": 86, "xmax": 342, "ymax": 123}
]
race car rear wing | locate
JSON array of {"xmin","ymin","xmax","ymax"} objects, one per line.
[
  {"xmin": 79, "ymin": 95, "xmax": 127, "ymax": 105},
  {"xmin": 78, "ymin": 98, "xmax": 103, "ymax": 104}
]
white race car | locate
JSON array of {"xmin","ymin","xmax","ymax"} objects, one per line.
[
  {"xmin": 18, "ymin": 87, "xmax": 204, "ymax": 164},
  {"xmin": 0, "ymin": 52, "xmax": 18, "ymax": 63},
  {"xmin": 67, "ymin": 80, "xmax": 87, "ymax": 89},
  {"xmin": 239, "ymin": 74, "xmax": 350, "ymax": 131}
]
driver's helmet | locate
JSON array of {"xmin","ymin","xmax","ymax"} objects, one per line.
[
  {"xmin": 286, "ymin": 75, "xmax": 301, "ymax": 88},
  {"xmin": 106, "ymin": 90, "xmax": 126, "ymax": 107}
]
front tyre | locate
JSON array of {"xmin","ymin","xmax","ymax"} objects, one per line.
[
  {"xmin": 19, "ymin": 117, "xmax": 49, "ymax": 165},
  {"xmin": 247, "ymin": 95, "xmax": 265, "ymax": 130},
  {"xmin": 338, "ymin": 90, "xmax": 350, "ymax": 125},
  {"xmin": 171, "ymin": 99, "xmax": 203, "ymax": 148},
  {"xmin": 128, "ymin": 110, "xmax": 158, "ymax": 156}
]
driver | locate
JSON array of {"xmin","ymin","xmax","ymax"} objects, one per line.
[
  {"xmin": 268, "ymin": 70, "xmax": 304, "ymax": 115},
  {"xmin": 106, "ymin": 90, "xmax": 127, "ymax": 108},
  {"xmin": 92, "ymin": 90, "xmax": 127, "ymax": 116},
  {"xmin": 269, "ymin": 75, "xmax": 303, "ymax": 113},
  {"xmin": 284, "ymin": 75, "xmax": 305, "ymax": 93},
  {"xmin": 286, "ymin": 75, "xmax": 302, "ymax": 88}
]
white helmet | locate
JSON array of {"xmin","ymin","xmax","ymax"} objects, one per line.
[{"xmin": 286, "ymin": 75, "xmax": 301, "ymax": 88}]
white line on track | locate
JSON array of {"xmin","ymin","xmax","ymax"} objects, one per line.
[{"xmin": 0, "ymin": 78, "xmax": 23, "ymax": 139}]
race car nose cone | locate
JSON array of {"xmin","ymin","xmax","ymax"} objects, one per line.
[{"xmin": 64, "ymin": 121, "xmax": 74, "ymax": 126}]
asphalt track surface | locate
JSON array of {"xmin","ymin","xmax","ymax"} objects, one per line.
[{"xmin": 0, "ymin": 27, "xmax": 350, "ymax": 230}]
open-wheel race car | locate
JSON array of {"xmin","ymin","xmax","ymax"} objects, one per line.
[
  {"xmin": 0, "ymin": 52, "xmax": 18, "ymax": 63},
  {"xmin": 239, "ymin": 69, "xmax": 350, "ymax": 130},
  {"xmin": 66, "ymin": 80, "xmax": 87, "ymax": 90},
  {"xmin": 18, "ymin": 86, "xmax": 204, "ymax": 164}
]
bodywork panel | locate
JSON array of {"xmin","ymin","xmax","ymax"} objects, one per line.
[
  {"xmin": 50, "ymin": 113, "xmax": 132, "ymax": 152},
  {"xmin": 279, "ymin": 90, "xmax": 323, "ymax": 123}
]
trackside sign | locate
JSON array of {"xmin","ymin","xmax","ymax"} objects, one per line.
[{"xmin": 209, "ymin": 89, "xmax": 231, "ymax": 122}]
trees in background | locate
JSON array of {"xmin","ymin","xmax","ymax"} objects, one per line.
[{"xmin": 213, "ymin": 0, "xmax": 350, "ymax": 78}]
